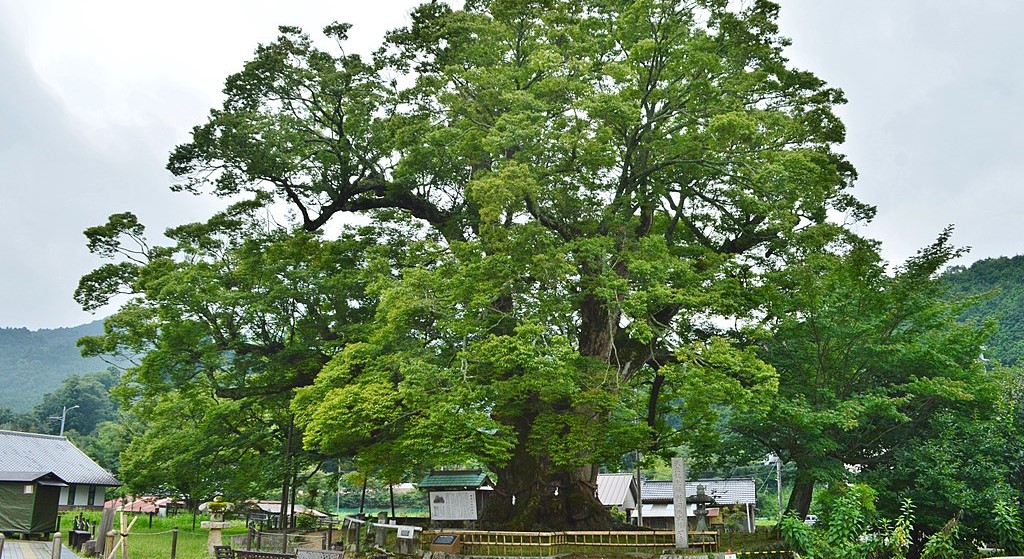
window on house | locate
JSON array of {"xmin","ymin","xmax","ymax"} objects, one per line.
[
  {"xmin": 88, "ymin": 485, "xmax": 97, "ymax": 506},
  {"xmin": 68, "ymin": 484, "xmax": 77, "ymax": 505},
  {"xmin": 24, "ymin": 484, "xmax": 34, "ymax": 494}
]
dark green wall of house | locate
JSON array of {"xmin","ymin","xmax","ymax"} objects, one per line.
[
  {"xmin": 31, "ymin": 484, "xmax": 61, "ymax": 533},
  {"xmin": 0, "ymin": 481, "xmax": 36, "ymax": 532},
  {"xmin": 0, "ymin": 481, "xmax": 61, "ymax": 533}
]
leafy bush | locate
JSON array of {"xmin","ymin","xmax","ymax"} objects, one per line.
[
  {"xmin": 993, "ymin": 499, "xmax": 1024, "ymax": 555},
  {"xmin": 780, "ymin": 486, "xmax": 964, "ymax": 559},
  {"xmin": 294, "ymin": 513, "xmax": 319, "ymax": 531}
]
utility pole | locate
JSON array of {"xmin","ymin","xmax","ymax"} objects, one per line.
[
  {"xmin": 776, "ymin": 456, "xmax": 783, "ymax": 521},
  {"xmin": 49, "ymin": 405, "xmax": 79, "ymax": 436},
  {"xmin": 635, "ymin": 449, "xmax": 643, "ymax": 527}
]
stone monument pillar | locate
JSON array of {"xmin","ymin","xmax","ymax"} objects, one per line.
[
  {"xmin": 201, "ymin": 497, "xmax": 233, "ymax": 558},
  {"xmin": 671, "ymin": 457, "xmax": 687, "ymax": 549},
  {"xmin": 375, "ymin": 511, "xmax": 388, "ymax": 546}
]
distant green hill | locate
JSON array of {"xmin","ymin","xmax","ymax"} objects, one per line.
[
  {"xmin": 0, "ymin": 321, "xmax": 110, "ymax": 412},
  {"xmin": 943, "ymin": 255, "xmax": 1024, "ymax": 366}
]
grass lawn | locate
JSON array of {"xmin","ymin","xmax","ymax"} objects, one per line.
[{"xmin": 60, "ymin": 510, "xmax": 248, "ymax": 559}]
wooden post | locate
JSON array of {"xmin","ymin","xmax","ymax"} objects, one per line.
[
  {"xmin": 171, "ymin": 528, "xmax": 179, "ymax": 559},
  {"xmin": 51, "ymin": 532, "xmax": 63, "ymax": 559},
  {"xmin": 121, "ymin": 511, "xmax": 128, "ymax": 559},
  {"xmin": 98, "ymin": 506, "xmax": 115, "ymax": 559}
]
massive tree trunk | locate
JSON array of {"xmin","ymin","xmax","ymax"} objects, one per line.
[
  {"xmin": 482, "ymin": 447, "xmax": 610, "ymax": 530},
  {"xmin": 475, "ymin": 265, "xmax": 621, "ymax": 530},
  {"xmin": 786, "ymin": 477, "xmax": 815, "ymax": 520},
  {"xmin": 480, "ymin": 401, "xmax": 611, "ymax": 530}
]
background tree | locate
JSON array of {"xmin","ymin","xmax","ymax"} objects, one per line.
[
  {"xmin": 76, "ymin": 416, "xmax": 134, "ymax": 473},
  {"xmin": 33, "ymin": 369, "xmax": 118, "ymax": 436},
  {"xmin": 859, "ymin": 404, "xmax": 1017, "ymax": 542},
  {"xmin": 729, "ymin": 231, "xmax": 1000, "ymax": 520},
  {"xmin": 76, "ymin": 205, "xmax": 402, "ymax": 522},
  {"xmin": 943, "ymin": 255, "xmax": 1024, "ymax": 365},
  {"xmin": 162, "ymin": 0, "xmax": 870, "ymax": 529}
]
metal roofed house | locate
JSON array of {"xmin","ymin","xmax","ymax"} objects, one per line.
[
  {"xmin": 0, "ymin": 429, "xmax": 120, "ymax": 513},
  {"xmin": 596, "ymin": 473, "xmax": 639, "ymax": 520},
  {"xmin": 106, "ymin": 496, "xmax": 185, "ymax": 516},
  {"xmin": 636, "ymin": 478, "xmax": 757, "ymax": 533},
  {"xmin": 225, "ymin": 500, "xmax": 331, "ymax": 529},
  {"xmin": 246, "ymin": 501, "xmax": 331, "ymax": 518}
]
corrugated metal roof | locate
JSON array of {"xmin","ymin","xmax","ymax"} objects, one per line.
[
  {"xmin": 596, "ymin": 473, "xmax": 637, "ymax": 508},
  {"xmin": 0, "ymin": 430, "xmax": 119, "ymax": 486},
  {"xmin": 631, "ymin": 503, "xmax": 721, "ymax": 518},
  {"xmin": 250, "ymin": 501, "xmax": 330, "ymax": 517},
  {"xmin": 418, "ymin": 470, "xmax": 492, "ymax": 488},
  {"xmin": 641, "ymin": 478, "xmax": 755, "ymax": 505}
]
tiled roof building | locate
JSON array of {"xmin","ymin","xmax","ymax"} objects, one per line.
[
  {"xmin": 0, "ymin": 429, "xmax": 119, "ymax": 510},
  {"xmin": 632, "ymin": 477, "xmax": 757, "ymax": 532}
]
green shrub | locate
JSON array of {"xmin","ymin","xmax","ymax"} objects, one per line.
[{"xmin": 994, "ymin": 499, "xmax": 1024, "ymax": 555}]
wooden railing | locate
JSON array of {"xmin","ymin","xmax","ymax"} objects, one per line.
[{"xmin": 420, "ymin": 530, "xmax": 718, "ymax": 556}]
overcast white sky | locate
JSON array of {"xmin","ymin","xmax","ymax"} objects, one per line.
[{"xmin": 1, "ymin": 1, "xmax": 1022, "ymax": 329}]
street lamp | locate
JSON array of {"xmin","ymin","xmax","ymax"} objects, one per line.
[{"xmin": 49, "ymin": 405, "xmax": 79, "ymax": 436}]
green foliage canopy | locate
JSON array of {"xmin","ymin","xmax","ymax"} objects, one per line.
[
  {"xmin": 87, "ymin": 0, "xmax": 877, "ymax": 529},
  {"xmin": 729, "ymin": 231, "xmax": 1002, "ymax": 522},
  {"xmin": 76, "ymin": 203, "xmax": 407, "ymax": 504}
]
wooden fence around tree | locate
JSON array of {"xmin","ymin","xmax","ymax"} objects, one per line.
[{"xmin": 418, "ymin": 530, "xmax": 720, "ymax": 557}]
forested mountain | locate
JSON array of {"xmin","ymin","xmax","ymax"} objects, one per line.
[
  {"xmin": 0, "ymin": 320, "xmax": 108, "ymax": 412},
  {"xmin": 944, "ymin": 255, "xmax": 1024, "ymax": 365}
]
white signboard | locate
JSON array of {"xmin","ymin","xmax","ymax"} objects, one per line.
[{"xmin": 429, "ymin": 490, "xmax": 478, "ymax": 521}]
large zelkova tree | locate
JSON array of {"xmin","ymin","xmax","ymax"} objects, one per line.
[
  {"xmin": 162, "ymin": 0, "xmax": 870, "ymax": 529},
  {"xmin": 75, "ymin": 206, "xmax": 406, "ymax": 518},
  {"xmin": 728, "ymin": 231, "xmax": 1004, "ymax": 521}
]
